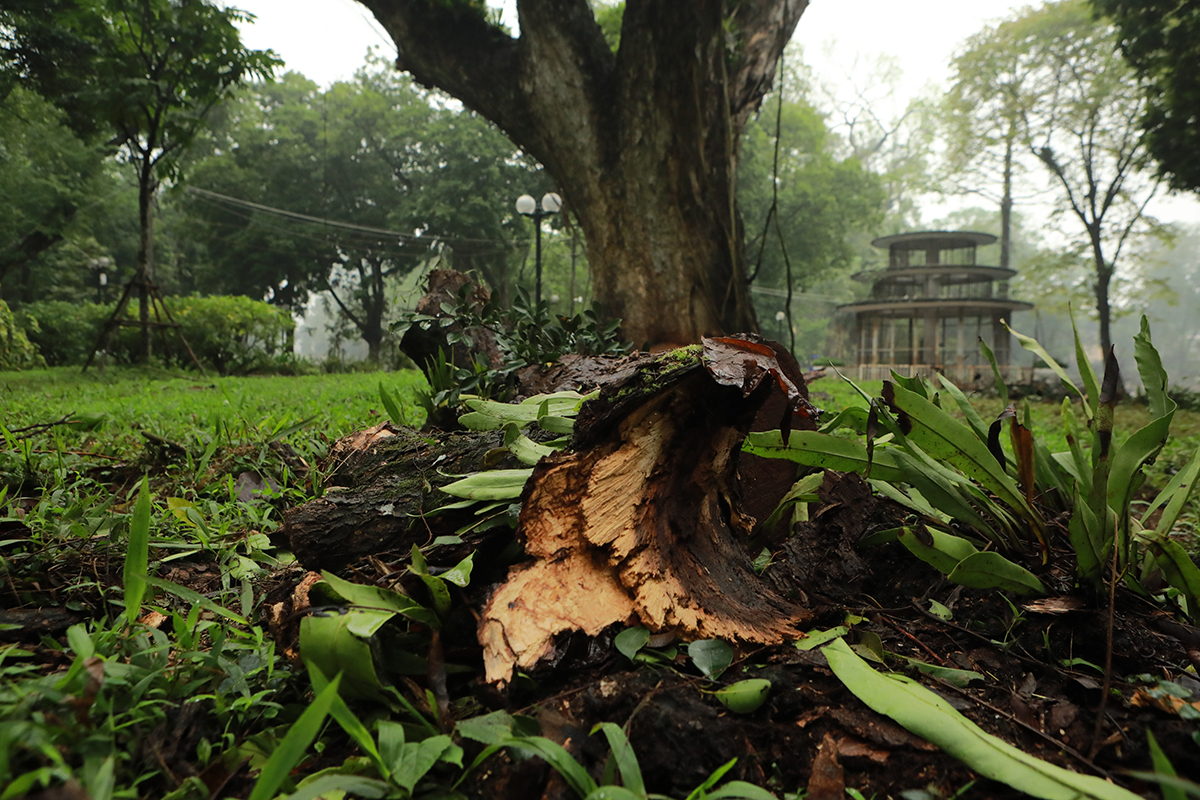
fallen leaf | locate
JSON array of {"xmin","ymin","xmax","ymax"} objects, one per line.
[{"xmin": 806, "ymin": 733, "xmax": 845, "ymax": 800}]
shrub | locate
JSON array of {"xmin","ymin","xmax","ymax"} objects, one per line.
[
  {"xmin": 0, "ymin": 299, "xmax": 46, "ymax": 370},
  {"xmin": 18, "ymin": 296, "xmax": 293, "ymax": 374},
  {"xmin": 16, "ymin": 301, "xmax": 128, "ymax": 366},
  {"xmin": 170, "ymin": 295, "xmax": 293, "ymax": 375}
]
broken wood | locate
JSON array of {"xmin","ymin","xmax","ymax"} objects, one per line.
[
  {"xmin": 480, "ymin": 336, "xmax": 818, "ymax": 685},
  {"xmin": 282, "ymin": 336, "xmax": 821, "ymax": 686},
  {"xmin": 281, "ymin": 423, "xmax": 522, "ymax": 573}
]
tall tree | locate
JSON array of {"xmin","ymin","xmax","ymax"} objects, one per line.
[
  {"xmin": 946, "ymin": 0, "xmax": 1163, "ymax": 359},
  {"xmin": 355, "ymin": 0, "xmax": 808, "ymax": 345},
  {"xmin": 943, "ymin": 15, "xmax": 1053, "ymax": 273},
  {"xmin": 1090, "ymin": 0, "xmax": 1200, "ymax": 194},
  {"xmin": 738, "ymin": 71, "xmax": 884, "ymax": 352},
  {"xmin": 4, "ymin": 0, "xmax": 278, "ymax": 360}
]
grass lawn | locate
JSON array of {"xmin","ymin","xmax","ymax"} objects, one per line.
[{"xmin": 2, "ymin": 366, "xmax": 427, "ymax": 462}]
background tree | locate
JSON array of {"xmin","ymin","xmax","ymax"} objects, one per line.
[
  {"xmin": 814, "ymin": 54, "xmax": 934, "ymax": 231},
  {"xmin": 949, "ymin": 0, "xmax": 1164, "ymax": 360},
  {"xmin": 738, "ymin": 57, "xmax": 885, "ymax": 356},
  {"xmin": 181, "ymin": 64, "xmax": 542, "ymax": 360},
  {"xmin": 1091, "ymin": 0, "xmax": 1200, "ymax": 194},
  {"xmin": 354, "ymin": 0, "xmax": 809, "ymax": 346},
  {"xmin": 943, "ymin": 12, "xmax": 1054, "ymax": 272},
  {"xmin": 0, "ymin": 86, "xmax": 112, "ymax": 301},
  {"xmin": 4, "ymin": 0, "xmax": 279, "ymax": 360}
]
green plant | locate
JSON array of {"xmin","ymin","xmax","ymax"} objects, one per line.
[
  {"xmin": 823, "ymin": 637, "xmax": 1139, "ymax": 800},
  {"xmin": 459, "ymin": 718, "xmax": 778, "ymax": 800},
  {"xmin": 17, "ymin": 296, "xmax": 292, "ymax": 374},
  {"xmin": 0, "ymin": 299, "xmax": 44, "ymax": 371},
  {"xmin": 393, "ymin": 286, "xmax": 631, "ymax": 405},
  {"xmin": 745, "ymin": 315, "xmax": 1200, "ymax": 617}
]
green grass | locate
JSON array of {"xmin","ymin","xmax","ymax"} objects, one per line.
[
  {"xmin": 1, "ymin": 367, "xmax": 427, "ymax": 470},
  {"xmin": 0, "ymin": 366, "xmax": 432, "ymax": 799}
]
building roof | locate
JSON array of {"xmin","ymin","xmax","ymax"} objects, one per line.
[{"xmin": 871, "ymin": 230, "xmax": 997, "ymax": 250}]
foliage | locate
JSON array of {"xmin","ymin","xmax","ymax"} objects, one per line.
[
  {"xmin": 1091, "ymin": 0, "xmax": 1200, "ymax": 193},
  {"xmin": 17, "ymin": 296, "xmax": 292, "ymax": 374},
  {"xmin": 393, "ymin": 286, "xmax": 630, "ymax": 405},
  {"xmin": 168, "ymin": 296, "xmax": 294, "ymax": 376},
  {"xmin": 747, "ymin": 315, "xmax": 1200, "ymax": 616},
  {"xmin": 16, "ymin": 301, "xmax": 128, "ymax": 367},
  {"xmin": 823, "ymin": 637, "xmax": 1142, "ymax": 800},
  {"xmin": 945, "ymin": 0, "xmax": 1165, "ymax": 358},
  {"xmin": 811, "ymin": 52, "xmax": 936, "ymax": 230},
  {"xmin": 3, "ymin": 0, "xmax": 280, "ymax": 361},
  {"xmin": 738, "ymin": 61, "xmax": 885, "ymax": 334},
  {"xmin": 3, "ymin": 0, "xmax": 279, "ymax": 179},
  {"xmin": 0, "ymin": 481, "xmax": 295, "ymax": 797},
  {"xmin": 0, "ymin": 299, "xmax": 44, "ymax": 371},
  {"xmin": 0, "ymin": 86, "xmax": 111, "ymax": 291},
  {"xmin": 180, "ymin": 63, "xmax": 543, "ymax": 358}
]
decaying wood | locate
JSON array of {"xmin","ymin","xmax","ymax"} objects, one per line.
[
  {"xmin": 480, "ymin": 336, "xmax": 818, "ymax": 685},
  {"xmin": 399, "ymin": 269, "xmax": 502, "ymax": 373},
  {"xmin": 281, "ymin": 423, "xmax": 520, "ymax": 572},
  {"xmin": 284, "ymin": 337, "xmax": 821, "ymax": 687}
]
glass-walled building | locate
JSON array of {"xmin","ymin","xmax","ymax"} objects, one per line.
[{"xmin": 838, "ymin": 231, "xmax": 1033, "ymax": 383}]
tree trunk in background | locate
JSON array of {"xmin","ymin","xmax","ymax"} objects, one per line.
[
  {"xmin": 136, "ymin": 173, "xmax": 156, "ymax": 362},
  {"xmin": 355, "ymin": 0, "xmax": 808, "ymax": 345},
  {"xmin": 1000, "ymin": 134, "xmax": 1014, "ymax": 273}
]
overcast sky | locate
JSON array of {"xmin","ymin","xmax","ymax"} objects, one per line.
[
  {"xmin": 230, "ymin": 0, "xmax": 1200, "ymax": 227},
  {"xmin": 232, "ymin": 0, "xmax": 1025, "ymax": 104}
]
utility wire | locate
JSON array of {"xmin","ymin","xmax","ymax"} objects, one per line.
[{"xmin": 184, "ymin": 186, "xmax": 529, "ymax": 246}]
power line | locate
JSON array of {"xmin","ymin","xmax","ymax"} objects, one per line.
[{"xmin": 184, "ymin": 186, "xmax": 528, "ymax": 247}]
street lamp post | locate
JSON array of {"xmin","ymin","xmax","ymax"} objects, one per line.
[
  {"xmin": 88, "ymin": 257, "xmax": 112, "ymax": 304},
  {"xmin": 515, "ymin": 192, "xmax": 562, "ymax": 307}
]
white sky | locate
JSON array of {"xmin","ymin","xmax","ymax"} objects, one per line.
[
  {"xmin": 232, "ymin": 0, "xmax": 1022, "ymax": 104},
  {"xmin": 231, "ymin": 0, "xmax": 1200, "ymax": 227}
]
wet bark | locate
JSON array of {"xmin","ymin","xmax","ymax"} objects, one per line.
[
  {"xmin": 355, "ymin": 0, "xmax": 808, "ymax": 345},
  {"xmin": 136, "ymin": 173, "xmax": 156, "ymax": 362},
  {"xmin": 280, "ymin": 423, "xmax": 522, "ymax": 572}
]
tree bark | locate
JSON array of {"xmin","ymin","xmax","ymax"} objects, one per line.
[
  {"xmin": 136, "ymin": 171, "xmax": 157, "ymax": 362},
  {"xmin": 1000, "ymin": 133, "xmax": 1013, "ymax": 273},
  {"xmin": 355, "ymin": 0, "xmax": 808, "ymax": 346}
]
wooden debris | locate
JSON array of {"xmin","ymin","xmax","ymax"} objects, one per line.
[{"xmin": 480, "ymin": 336, "xmax": 814, "ymax": 685}]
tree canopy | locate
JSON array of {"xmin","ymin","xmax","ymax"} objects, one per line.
[
  {"xmin": 181, "ymin": 65, "xmax": 545, "ymax": 360},
  {"xmin": 3, "ymin": 0, "xmax": 279, "ymax": 359},
  {"xmin": 1091, "ymin": 0, "xmax": 1200, "ymax": 194},
  {"xmin": 944, "ymin": 0, "xmax": 1162, "ymax": 359}
]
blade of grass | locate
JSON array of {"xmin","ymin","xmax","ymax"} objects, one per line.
[
  {"xmin": 248, "ymin": 674, "xmax": 342, "ymax": 800},
  {"xmin": 123, "ymin": 476, "xmax": 152, "ymax": 625}
]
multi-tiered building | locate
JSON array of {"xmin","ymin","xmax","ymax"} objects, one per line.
[{"xmin": 839, "ymin": 230, "xmax": 1033, "ymax": 383}]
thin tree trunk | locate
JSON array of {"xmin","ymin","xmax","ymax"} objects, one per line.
[
  {"xmin": 1094, "ymin": 258, "xmax": 1114, "ymax": 358},
  {"xmin": 136, "ymin": 170, "xmax": 157, "ymax": 363},
  {"xmin": 1000, "ymin": 135, "xmax": 1014, "ymax": 273}
]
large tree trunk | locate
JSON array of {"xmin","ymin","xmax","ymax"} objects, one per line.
[{"xmin": 355, "ymin": 0, "xmax": 808, "ymax": 346}]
